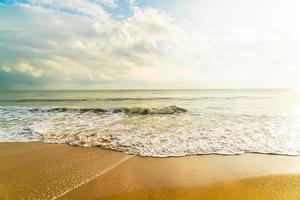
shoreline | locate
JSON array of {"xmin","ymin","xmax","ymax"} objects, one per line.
[
  {"xmin": 1, "ymin": 142, "xmax": 300, "ymax": 199},
  {"xmin": 2, "ymin": 141, "xmax": 300, "ymax": 158}
]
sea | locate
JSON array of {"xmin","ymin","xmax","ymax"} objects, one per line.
[{"xmin": 1, "ymin": 89, "xmax": 300, "ymax": 157}]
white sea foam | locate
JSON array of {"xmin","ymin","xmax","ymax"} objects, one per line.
[{"xmin": 1, "ymin": 105, "xmax": 300, "ymax": 157}]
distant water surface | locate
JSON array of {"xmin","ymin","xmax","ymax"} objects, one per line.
[{"xmin": 1, "ymin": 89, "xmax": 300, "ymax": 157}]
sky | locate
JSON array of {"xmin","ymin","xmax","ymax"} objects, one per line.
[{"xmin": 0, "ymin": 0, "xmax": 300, "ymax": 90}]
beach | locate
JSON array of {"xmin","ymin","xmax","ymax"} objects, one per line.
[
  {"xmin": 1, "ymin": 0, "xmax": 300, "ymax": 198},
  {"xmin": 1, "ymin": 143, "xmax": 300, "ymax": 200}
]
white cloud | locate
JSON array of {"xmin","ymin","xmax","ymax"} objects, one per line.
[
  {"xmin": 25, "ymin": 0, "xmax": 112, "ymax": 20},
  {"xmin": 3, "ymin": 0, "xmax": 298, "ymax": 89},
  {"xmin": 0, "ymin": 1, "xmax": 201, "ymax": 89},
  {"xmin": 165, "ymin": 0, "xmax": 300, "ymax": 88},
  {"xmin": 127, "ymin": 0, "xmax": 137, "ymax": 7},
  {"xmin": 0, "ymin": 66, "xmax": 11, "ymax": 73},
  {"xmin": 18, "ymin": 62, "xmax": 43, "ymax": 78}
]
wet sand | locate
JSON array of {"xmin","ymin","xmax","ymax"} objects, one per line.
[
  {"xmin": 1, "ymin": 143, "xmax": 300, "ymax": 200},
  {"xmin": 101, "ymin": 174, "xmax": 300, "ymax": 200}
]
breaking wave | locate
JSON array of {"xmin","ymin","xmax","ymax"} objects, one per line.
[
  {"xmin": 0, "ymin": 96, "xmax": 273, "ymax": 103},
  {"xmin": 1, "ymin": 105, "xmax": 300, "ymax": 157},
  {"xmin": 0, "ymin": 97, "xmax": 174, "ymax": 102},
  {"xmin": 0, "ymin": 105, "xmax": 187, "ymax": 115}
]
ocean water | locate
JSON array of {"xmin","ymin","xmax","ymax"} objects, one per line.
[{"xmin": 1, "ymin": 89, "xmax": 300, "ymax": 157}]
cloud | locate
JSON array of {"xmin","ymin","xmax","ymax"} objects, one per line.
[
  {"xmin": 127, "ymin": 0, "xmax": 137, "ymax": 7},
  {"xmin": 26, "ymin": 0, "xmax": 114, "ymax": 19},
  {"xmin": 0, "ymin": 0, "xmax": 201, "ymax": 89},
  {"xmin": 4, "ymin": 0, "xmax": 298, "ymax": 90}
]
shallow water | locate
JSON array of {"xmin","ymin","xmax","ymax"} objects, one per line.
[{"xmin": 1, "ymin": 89, "xmax": 300, "ymax": 157}]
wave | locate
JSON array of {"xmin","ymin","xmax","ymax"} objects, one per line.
[
  {"xmin": 206, "ymin": 106, "xmax": 231, "ymax": 110},
  {"xmin": 0, "ymin": 96, "xmax": 274, "ymax": 103},
  {"xmin": 1, "ymin": 105, "xmax": 300, "ymax": 157},
  {"xmin": 0, "ymin": 97, "xmax": 174, "ymax": 102},
  {"xmin": 1, "ymin": 105, "xmax": 187, "ymax": 115}
]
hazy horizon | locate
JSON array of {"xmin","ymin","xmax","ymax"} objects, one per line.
[{"xmin": 0, "ymin": 88, "xmax": 292, "ymax": 92}]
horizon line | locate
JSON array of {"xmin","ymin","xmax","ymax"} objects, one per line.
[{"xmin": 0, "ymin": 88, "xmax": 292, "ymax": 92}]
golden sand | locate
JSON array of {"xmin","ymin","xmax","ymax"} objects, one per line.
[{"xmin": 1, "ymin": 143, "xmax": 300, "ymax": 200}]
